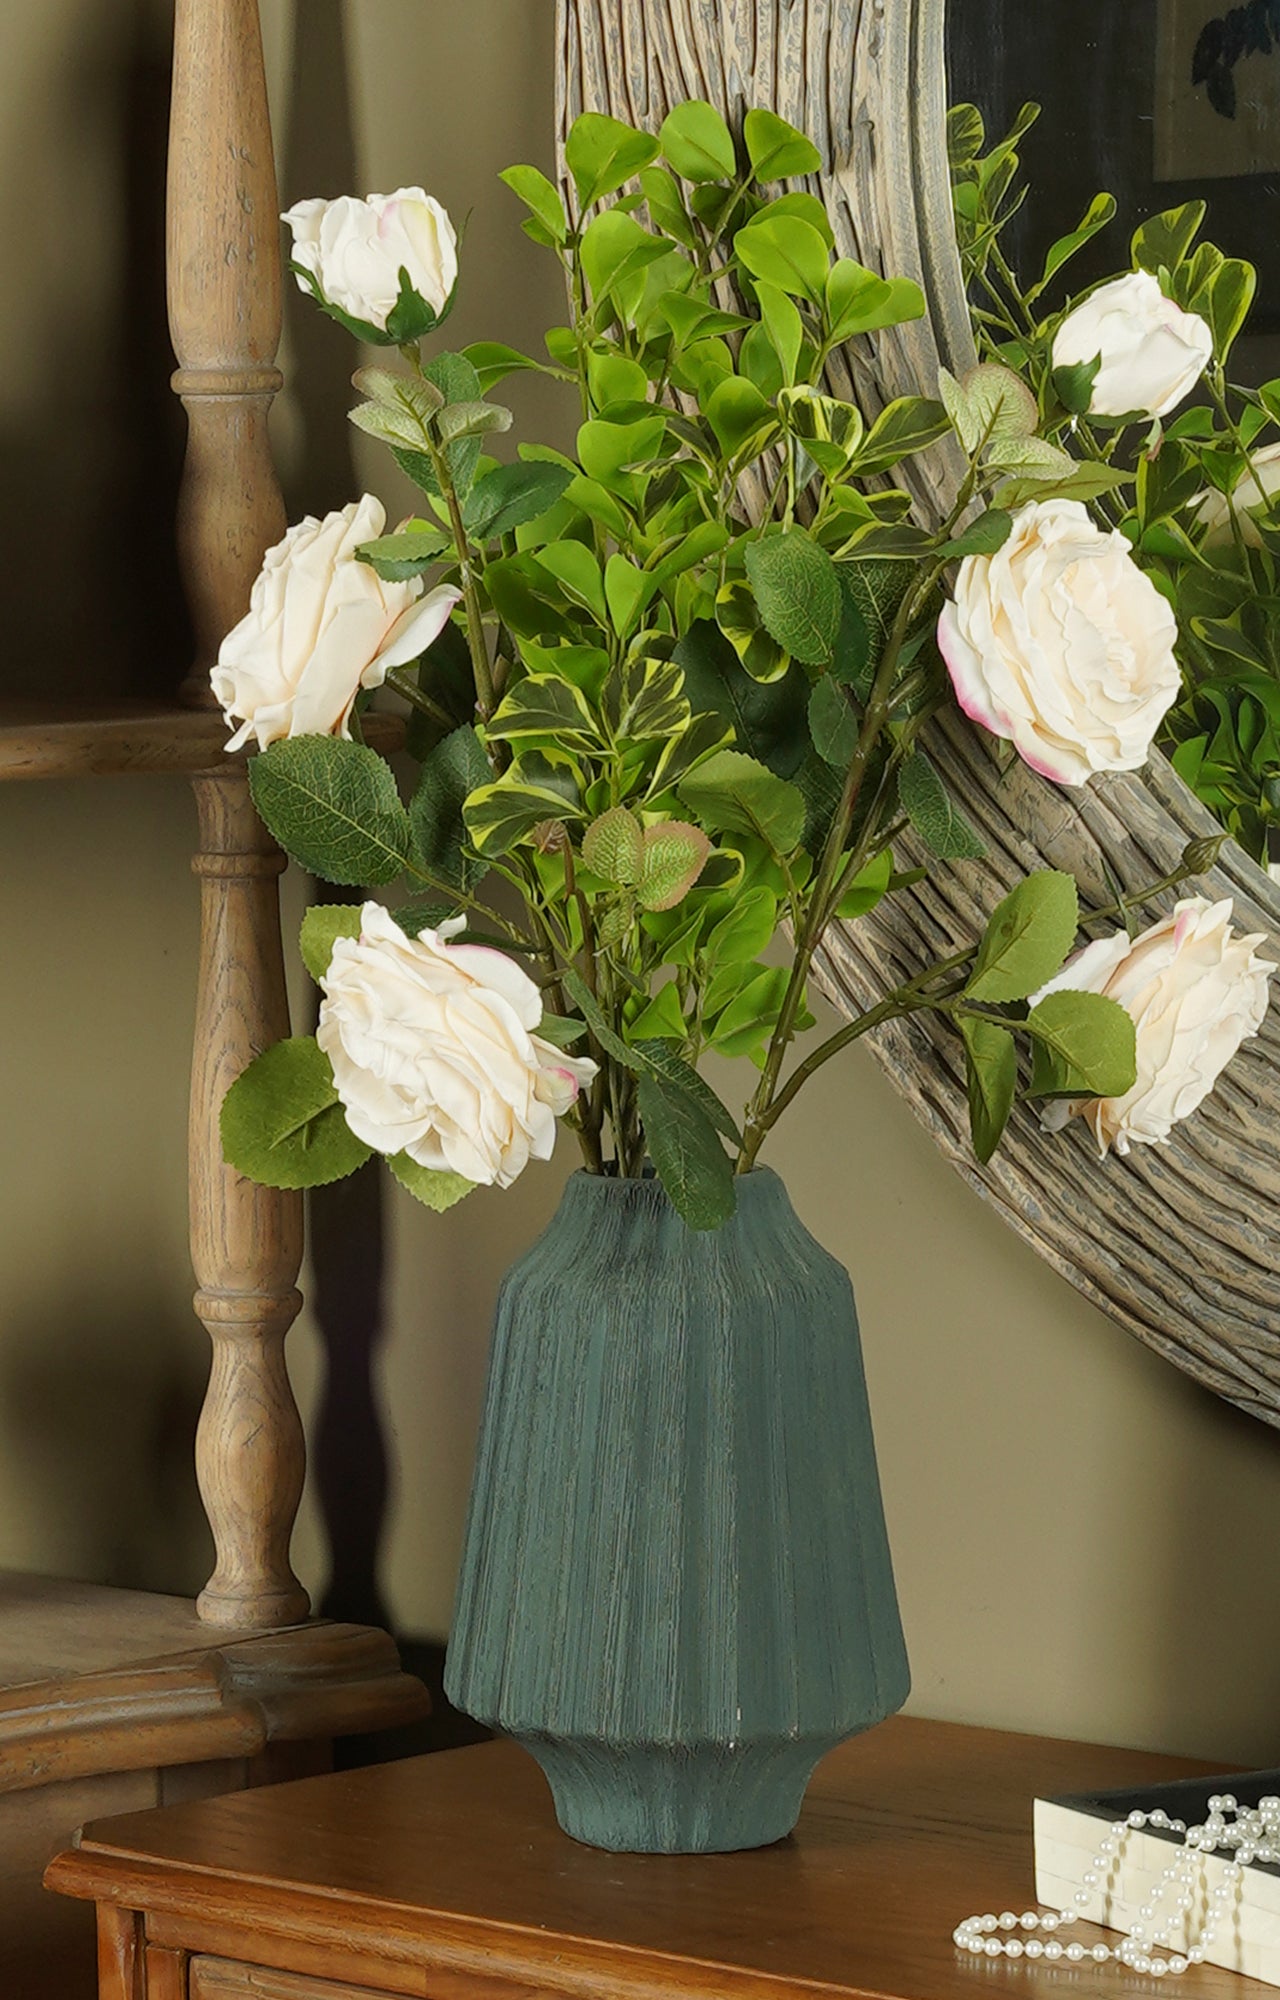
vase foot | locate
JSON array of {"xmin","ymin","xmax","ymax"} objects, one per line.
[{"xmin": 516, "ymin": 1733, "xmax": 835, "ymax": 1853}]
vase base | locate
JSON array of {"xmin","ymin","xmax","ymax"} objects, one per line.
[{"xmin": 515, "ymin": 1731, "xmax": 835, "ymax": 1853}]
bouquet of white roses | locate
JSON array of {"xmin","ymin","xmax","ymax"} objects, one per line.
[{"xmin": 215, "ymin": 101, "xmax": 1271, "ymax": 1229}]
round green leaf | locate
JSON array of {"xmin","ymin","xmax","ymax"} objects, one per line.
[
  {"xmin": 220, "ymin": 1038, "xmax": 372, "ymax": 1190},
  {"xmin": 299, "ymin": 905, "xmax": 364, "ymax": 982},
  {"xmin": 735, "ymin": 214, "xmax": 829, "ymax": 302},
  {"xmin": 743, "ymin": 108, "xmax": 821, "ymax": 182},
  {"xmin": 659, "ymin": 100, "xmax": 737, "ymax": 182}
]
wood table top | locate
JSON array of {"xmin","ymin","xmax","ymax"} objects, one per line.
[{"xmin": 47, "ymin": 1715, "xmax": 1265, "ymax": 2000}]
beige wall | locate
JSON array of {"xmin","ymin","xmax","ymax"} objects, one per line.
[{"xmin": 5, "ymin": 0, "xmax": 1280, "ymax": 1764}]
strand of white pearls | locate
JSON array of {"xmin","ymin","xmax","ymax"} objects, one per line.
[{"xmin": 953, "ymin": 1791, "xmax": 1280, "ymax": 1977}]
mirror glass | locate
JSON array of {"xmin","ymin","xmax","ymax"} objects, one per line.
[{"xmin": 946, "ymin": 3, "xmax": 1280, "ymax": 867}]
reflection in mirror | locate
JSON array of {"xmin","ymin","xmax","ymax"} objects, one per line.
[{"xmin": 946, "ymin": 1, "xmax": 1280, "ymax": 869}]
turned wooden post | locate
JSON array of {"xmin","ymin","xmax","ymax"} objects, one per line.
[{"xmin": 168, "ymin": 0, "xmax": 309, "ymax": 1626}]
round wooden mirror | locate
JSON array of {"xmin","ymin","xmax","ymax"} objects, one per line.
[{"xmin": 557, "ymin": 0, "xmax": 1280, "ymax": 1422}]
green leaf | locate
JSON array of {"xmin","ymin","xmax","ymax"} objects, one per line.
[
  {"xmin": 1029, "ymin": 192, "xmax": 1116, "ymax": 301},
  {"xmin": 704, "ymin": 376, "xmax": 775, "ymax": 457},
  {"xmin": 485, "ymin": 674, "xmax": 601, "ymax": 747},
  {"xmin": 634, "ymin": 1041, "xmax": 743, "ymax": 1146},
  {"xmin": 436, "ymin": 399, "xmax": 512, "ymax": 447},
  {"xmin": 937, "ymin": 509, "xmax": 1013, "ymax": 560},
  {"xmin": 673, "ymin": 619, "xmax": 810, "ymax": 778},
  {"xmin": 1207, "ymin": 258, "xmax": 1256, "ymax": 363},
  {"xmin": 355, "ymin": 528, "xmax": 448, "ymax": 581},
  {"xmin": 967, "ymin": 871, "xmax": 1079, "ymax": 1004},
  {"xmin": 249, "ymin": 738, "xmax": 410, "ymax": 887},
  {"xmin": 658, "ymin": 291, "xmax": 753, "ymax": 347},
  {"xmin": 536, "ymin": 1013, "xmax": 588, "ymax": 1050},
  {"xmin": 755, "ymin": 280, "xmax": 804, "ymax": 385},
  {"xmin": 606, "ymin": 656, "xmax": 691, "ymax": 742},
  {"xmin": 299, "ymin": 904, "xmax": 363, "ymax": 982},
  {"xmin": 498, "ymin": 163, "xmax": 568, "ymax": 242},
  {"xmin": 852, "ymin": 396, "xmax": 950, "ymax": 476},
  {"xmin": 708, "ymin": 966, "xmax": 790, "ymax": 1058},
  {"xmin": 534, "ymin": 542, "xmax": 608, "ymax": 622},
  {"xmin": 744, "ymin": 528, "xmax": 842, "ymax": 666},
  {"xmin": 582, "ymin": 807, "xmax": 644, "ymax": 886},
  {"xmin": 578, "ymin": 414, "xmax": 665, "ymax": 505},
  {"xmin": 629, "ymin": 982, "xmax": 688, "ymax": 1042},
  {"xmin": 734, "ymin": 214, "xmax": 829, "ymax": 302},
  {"xmin": 464, "ymin": 461, "xmax": 573, "ymax": 540},
  {"xmin": 660, "ymin": 99, "xmax": 737, "ymax": 182},
  {"xmin": 835, "ymin": 849, "xmax": 893, "ymax": 919},
  {"xmin": 705, "ymin": 884, "xmax": 778, "ymax": 965},
  {"xmin": 958, "ymin": 1015, "xmax": 1018, "ymax": 1165},
  {"xmin": 678, "ymin": 747, "xmax": 806, "ymax": 854},
  {"xmin": 565, "ymin": 112, "xmax": 660, "ymax": 207},
  {"xmin": 898, "ymin": 751, "xmax": 985, "ymax": 859},
  {"xmin": 743, "ymin": 107, "xmax": 822, "ymax": 181},
  {"xmin": 1050, "ymin": 356, "xmax": 1102, "ymax": 418},
  {"xmin": 939, "ymin": 363, "xmax": 1038, "ymax": 456},
  {"xmin": 605, "ymin": 554, "xmax": 657, "ymax": 639},
  {"xmin": 639, "ymin": 166, "xmax": 699, "ymax": 248},
  {"xmin": 1024, "ymin": 989, "xmax": 1138, "ymax": 1099},
  {"xmin": 636, "ymin": 1072, "xmax": 736, "ymax": 1230},
  {"xmin": 387, "ymin": 1152, "xmax": 476, "ymax": 1211},
  {"xmin": 716, "ymin": 577, "xmax": 791, "ymax": 683},
  {"xmin": 463, "ymin": 754, "xmax": 583, "ymax": 854},
  {"xmin": 826, "ymin": 261, "xmax": 924, "ymax": 342},
  {"xmin": 580, "ymin": 208, "xmax": 672, "ymax": 305},
  {"xmin": 808, "ymin": 674, "xmax": 859, "ymax": 766},
  {"xmin": 392, "ymin": 898, "xmax": 461, "ymax": 939},
  {"xmin": 221, "ymin": 1038, "xmax": 371, "ymax": 1190},
  {"xmin": 637, "ymin": 820, "xmax": 711, "ymax": 910},
  {"xmin": 1132, "ymin": 201, "xmax": 1205, "ymax": 278},
  {"xmin": 409, "ymin": 725, "xmax": 490, "ymax": 892},
  {"xmin": 461, "ymin": 341, "xmax": 549, "ymax": 392}
]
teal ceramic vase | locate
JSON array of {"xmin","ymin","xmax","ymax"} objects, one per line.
[{"xmin": 444, "ymin": 1167, "xmax": 909, "ymax": 1853}]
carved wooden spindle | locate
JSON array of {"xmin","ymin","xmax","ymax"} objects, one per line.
[{"xmin": 168, "ymin": 0, "xmax": 309, "ymax": 1626}]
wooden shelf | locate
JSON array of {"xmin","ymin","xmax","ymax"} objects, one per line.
[
  {"xmin": 0, "ymin": 1571, "xmax": 430, "ymax": 1797},
  {"xmin": 46, "ymin": 1716, "xmax": 1265, "ymax": 2000},
  {"xmin": 0, "ymin": 703, "xmax": 407, "ymax": 784}
]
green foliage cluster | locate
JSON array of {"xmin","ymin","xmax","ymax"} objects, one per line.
[
  {"xmin": 952, "ymin": 101, "xmax": 1280, "ymax": 862},
  {"xmin": 222, "ymin": 99, "xmax": 1175, "ymax": 1228}
]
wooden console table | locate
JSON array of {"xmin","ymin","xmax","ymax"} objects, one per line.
[{"xmin": 46, "ymin": 1715, "xmax": 1272, "ymax": 2000}]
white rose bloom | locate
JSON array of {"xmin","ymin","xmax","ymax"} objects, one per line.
[
  {"xmin": 1194, "ymin": 440, "xmax": 1280, "ymax": 550},
  {"xmin": 211, "ymin": 496, "xmax": 461, "ymax": 752},
  {"xmin": 283, "ymin": 188, "xmax": 458, "ymax": 330},
  {"xmin": 318, "ymin": 904, "xmax": 597, "ymax": 1189},
  {"xmin": 938, "ymin": 498, "xmax": 1181, "ymax": 786},
  {"xmin": 1051, "ymin": 271, "xmax": 1213, "ymax": 420},
  {"xmin": 1031, "ymin": 897, "xmax": 1272, "ymax": 1157}
]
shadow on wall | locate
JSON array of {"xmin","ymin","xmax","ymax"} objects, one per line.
[
  {"xmin": 2, "ymin": 1297, "xmax": 208, "ymax": 1594},
  {"xmin": 0, "ymin": 0, "xmax": 189, "ymax": 704}
]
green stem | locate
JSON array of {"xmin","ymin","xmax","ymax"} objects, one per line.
[{"xmin": 383, "ymin": 666, "xmax": 456, "ymax": 731}]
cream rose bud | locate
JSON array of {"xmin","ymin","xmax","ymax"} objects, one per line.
[
  {"xmin": 1195, "ymin": 440, "xmax": 1280, "ymax": 550},
  {"xmin": 283, "ymin": 189, "xmax": 458, "ymax": 331},
  {"xmin": 211, "ymin": 496, "xmax": 461, "ymax": 752},
  {"xmin": 1032, "ymin": 897, "xmax": 1272, "ymax": 1158},
  {"xmin": 939, "ymin": 498, "xmax": 1181, "ymax": 786},
  {"xmin": 317, "ymin": 905, "xmax": 597, "ymax": 1190},
  {"xmin": 1051, "ymin": 271, "xmax": 1212, "ymax": 420}
]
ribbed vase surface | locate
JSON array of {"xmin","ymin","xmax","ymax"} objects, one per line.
[{"xmin": 444, "ymin": 1167, "xmax": 909, "ymax": 1852}]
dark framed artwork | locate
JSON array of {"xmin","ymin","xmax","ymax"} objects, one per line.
[{"xmin": 946, "ymin": 1, "xmax": 1280, "ymax": 343}]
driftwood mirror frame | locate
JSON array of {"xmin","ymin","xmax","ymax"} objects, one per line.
[{"xmin": 556, "ymin": 0, "xmax": 1280, "ymax": 1421}]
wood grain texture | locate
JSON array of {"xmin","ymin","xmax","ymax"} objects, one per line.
[
  {"xmin": 556, "ymin": 0, "xmax": 1280, "ymax": 1422},
  {"xmin": 0, "ymin": 705, "xmax": 405, "ymax": 784},
  {"xmin": 145, "ymin": 1945, "xmax": 189, "ymax": 2000},
  {"xmin": 44, "ymin": 1717, "xmax": 1274, "ymax": 2000},
  {"xmin": 97, "ymin": 1905, "xmax": 143, "ymax": 2000},
  {"xmin": 191, "ymin": 1960, "xmax": 387, "ymax": 2000},
  {"xmin": 189, "ymin": 766, "xmax": 308, "ymax": 1629},
  {"xmin": 167, "ymin": 0, "xmax": 306, "ymax": 1628},
  {"xmin": 167, "ymin": 0, "xmax": 286, "ymax": 707},
  {"xmin": 0, "ymin": 1605, "xmax": 427, "ymax": 1798}
]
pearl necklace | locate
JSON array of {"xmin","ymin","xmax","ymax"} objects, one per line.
[{"xmin": 954, "ymin": 1790, "xmax": 1280, "ymax": 1978}]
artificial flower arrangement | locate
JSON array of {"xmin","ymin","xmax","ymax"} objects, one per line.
[
  {"xmin": 215, "ymin": 100, "xmax": 1273, "ymax": 1228},
  {"xmin": 951, "ymin": 100, "xmax": 1280, "ymax": 866}
]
